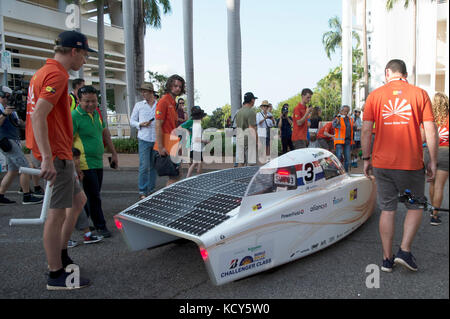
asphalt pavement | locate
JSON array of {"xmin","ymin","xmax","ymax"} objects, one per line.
[{"xmin": 0, "ymin": 160, "xmax": 448, "ymax": 301}]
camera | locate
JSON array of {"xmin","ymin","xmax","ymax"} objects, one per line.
[
  {"xmin": 7, "ymin": 79, "xmax": 29, "ymax": 122},
  {"xmin": 281, "ymin": 106, "xmax": 289, "ymax": 114}
]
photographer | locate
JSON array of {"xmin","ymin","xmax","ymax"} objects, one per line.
[
  {"xmin": 0, "ymin": 86, "xmax": 42, "ymax": 205},
  {"xmin": 256, "ymin": 100, "xmax": 275, "ymax": 157},
  {"xmin": 277, "ymin": 104, "xmax": 294, "ymax": 154}
]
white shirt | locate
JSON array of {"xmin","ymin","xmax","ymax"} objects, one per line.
[
  {"xmin": 192, "ymin": 121, "xmax": 203, "ymax": 152},
  {"xmin": 256, "ymin": 111, "xmax": 275, "ymax": 138},
  {"xmin": 130, "ymin": 99, "xmax": 157, "ymax": 142}
]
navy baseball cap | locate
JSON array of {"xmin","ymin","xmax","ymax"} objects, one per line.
[
  {"xmin": 56, "ymin": 30, "xmax": 96, "ymax": 53},
  {"xmin": 244, "ymin": 92, "xmax": 257, "ymax": 102}
]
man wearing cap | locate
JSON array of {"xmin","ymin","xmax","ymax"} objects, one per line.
[
  {"xmin": 256, "ymin": 100, "xmax": 275, "ymax": 157},
  {"xmin": 292, "ymin": 88, "xmax": 313, "ymax": 149},
  {"xmin": 235, "ymin": 92, "xmax": 258, "ymax": 166},
  {"xmin": 130, "ymin": 83, "xmax": 158, "ymax": 199},
  {"xmin": 26, "ymin": 30, "xmax": 95, "ymax": 290}
]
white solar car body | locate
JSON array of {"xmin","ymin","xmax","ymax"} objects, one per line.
[{"xmin": 114, "ymin": 148, "xmax": 376, "ymax": 285}]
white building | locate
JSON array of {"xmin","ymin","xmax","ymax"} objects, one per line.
[
  {"xmin": 0, "ymin": 0, "xmax": 128, "ymax": 117},
  {"xmin": 352, "ymin": 0, "xmax": 449, "ymax": 108}
]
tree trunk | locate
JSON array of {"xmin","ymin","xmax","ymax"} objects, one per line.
[
  {"xmin": 226, "ymin": 0, "xmax": 242, "ymax": 119},
  {"xmin": 362, "ymin": 0, "xmax": 369, "ymax": 100},
  {"xmin": 134, "ymin": 0, "xmax": 145, "ymax": 99},
  {"xmin": 97, "ymin": 0, "xmax": 108, "ymax": 128},
  {"xmin": 123, "ymin": 0, "xmax": 136, "ymax": 121},
  {"xmin": 183, "ymin": 0, "xmax": 194, "ymax": 116}
]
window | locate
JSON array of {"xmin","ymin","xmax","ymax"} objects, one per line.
[{"xmin": 319, "ymin": 157, "xmax": 345, "ymax": 180}]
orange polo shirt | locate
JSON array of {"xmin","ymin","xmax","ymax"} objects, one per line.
[
  {"xmin": 153, "ymin": 93, "xmax": 179, "ymax": 155},
  {"xmin": 25, "ymin": 59, "xmax": 73, "ymax": 161},
  {"xmin": 363, "ymin": 78, "xmax": 434, "ymax": 170},
  {"xmin": 291, "ymin": 103, "xmax": 308, "ymax": 141}
]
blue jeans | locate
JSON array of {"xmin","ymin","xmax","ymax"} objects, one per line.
[
  {"xmin": 138, "ymin": 139, "xmax": 157, "ymax": 196},
  {"xmin": 335, "ymin": 142, "xmax": 351, "ymax": 172}
]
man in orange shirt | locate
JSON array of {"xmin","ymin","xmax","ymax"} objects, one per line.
[
  {"xmin": 154, "ymin": 74, "xmax": 185, "ymax": 186},
  {"xmin": 26, "ymin": 30, "xmax": 94, "ymax": 290},
  {"xmin": 292, "ymin": 89, "xmax": 313, "ymax": 149},
  {"xmin": 361, "ymin": 59, "xmax": 438, "ymax": 273},
  {"xmin": 317, "ymin": 121, "xmax": 335, "ymax": 151}
]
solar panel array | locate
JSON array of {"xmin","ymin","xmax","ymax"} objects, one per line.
[{"xmin": 123, "ymin": 166, "xmax": 259, "ymax": 236}]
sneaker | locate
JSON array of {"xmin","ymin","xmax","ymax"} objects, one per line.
[
  {"xmin": 32, "ymin": 187, "xmax": 45, "ymax": 198},
  {"xmin": 67, "ymin": 240, "xmax": 79, "ymax": 248},
  {"xmin": 22, "ymin": 194, "xmax": 43, "ymax": 205},
  {"xmin": 394, "ymin": 248, "xmax": 418, "ymax": 272},
  {"xmin": 430, "ymin": 215, "xmax": 442, "ymax": 226},
  {"xmin": 47, "ymin": 270, "xmax": 90, "ymax": 291},
  {"xmin": 381, "ymin": 255, "xmax": 395, "ymax": 273},
  {"xmin": 17, "ymin": 188, "xmax": 24, "ymax": 194},
  {"xmin": 83, "ymin": 234, "xmax": 103, "ymax": 244},
  {"xmin": 96, "ymin": 227, "xmax": 111, "ymax": 238},
  {"xmin": 0, "ymin": 196, "xmax": 16, "ymax": 205}
]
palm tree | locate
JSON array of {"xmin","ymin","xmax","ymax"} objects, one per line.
[
  {"xmin": 133, "ymin": 0, "xmax": 172, "ymax": 99},
  {"xmin": 385, "ymin": 0, "xmax": 416, "ymax": 85},
  {"xmin": 226, "ymin": 0, "xmax": 242, "ymax": 119},
  {"xmin": 183, "ymin": 0, "xmax": 194, "ymax": 116},
  {"xmin": 322, "ymin": 16, "xmax": 361, "ymax": 60}
]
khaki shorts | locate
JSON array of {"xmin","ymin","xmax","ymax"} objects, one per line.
[
  {"xmin": 424, "ymin": 146, "xmax": 449, "ymax": 172},
  {"xmin": 373, "ymin": 167, "xmax": 425, "ymax": 211},
  {"xmin": 50, "ymin": 157, "xmax": 82, "ymax": 209},
  {"xmin": 293, "ymin": 139, "xmax": 308, "ymax": 149}
]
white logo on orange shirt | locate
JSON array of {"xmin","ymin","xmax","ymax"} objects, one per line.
[
  {"xmin": 382, "ymin": 98, "xmax": 411, "ymax": 123},
  {"xmin": 27, "ymin": 84, "xmax": 36, "ymax": 115},
  {"xmin": 439, "ymin": 126, "xmax": 448, "ymax": 144}
]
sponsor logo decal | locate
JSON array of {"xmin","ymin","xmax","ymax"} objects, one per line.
[
  {"xmin": 310, "ymin": 203, "xmax": 327, "ymax": 212},
  {"xmin": 350, "ymin": 188, "xmax": 358, "ymax": 201},
  {"xmin": 221, "ymin": 243, "xmax": 273, "ymax": 278},
  {"xmin": 333, "ymin": 196, "xmax": 344, "ymax": 205},
  {"xmin": 252, "ymin": 203, "xmax": 262, "ymax": 211},
  {"xmin": 281, "ymin": 209, "xmax": 304, "ymax": 219},
  {"xmin": 393, "ymin": 90, "xmax": 402, "ymax": 95}
]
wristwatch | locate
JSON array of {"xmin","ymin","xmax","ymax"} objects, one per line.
[{"xmin": 362, "ymin": 156, "xmax": 371, "ymax": 161}]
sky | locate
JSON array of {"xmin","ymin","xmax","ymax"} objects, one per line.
[{"xmin": 144, "ymin": 0, "xmax": 342, "ymax": 115}]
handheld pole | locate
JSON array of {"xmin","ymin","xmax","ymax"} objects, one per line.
[{"xmin": 9, "ymin": 167, "xmax": 53, "ymax": 226}]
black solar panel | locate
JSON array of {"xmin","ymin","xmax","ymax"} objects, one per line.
[{"xmin": 123, "ymin": 166, "xmax": 259, "ymax": 236}]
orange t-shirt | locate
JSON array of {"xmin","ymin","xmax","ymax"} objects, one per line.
[
  {"xmin": 153, "ymin": 93, "xmax": 179, "ymax": 155},
  {"xmin": 363, "ymin": 78, "xmax": 434, "ymax": 170},
  {"xmin": 26, "ymin": 59, "xmax": 73, "ymax": 161},
  {"xmin": 317, "ymin": 122, "xmax": 334, "ymax": 140},
  {"xmin": 291, "ymin": 103, "xmax": 308, "ymax": 141}
]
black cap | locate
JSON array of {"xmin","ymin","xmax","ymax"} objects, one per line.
[
  {"xmin": 56, "ymin": 31, "xmax": 96, "ymax": 53},
  {"xmin": 191, "ymin": 106, "xmax": 206, "ymax": 119},
  {"xmin": 243, "ymin": 92, "xmax": 257, "ymax": 103}
]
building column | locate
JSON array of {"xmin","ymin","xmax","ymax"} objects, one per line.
[
  {"xmin": 446, "ymin": 0, "xmax": 449, "ymax": 96},
  {"xmin": 342, "ymin": 0, "xmax": 353, "ymax": 110}
]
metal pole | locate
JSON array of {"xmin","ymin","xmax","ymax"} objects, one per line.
[
  {"xmin": 183, "ymin": 0, "xmax": 194, "ymax": 116},
  {"xmin": 123, "ymin": 0, "xmax": 135, "ymax": 119},
  {"xmin": 0, "ymin": 12, "xmax": 8, "ymax": 86}
]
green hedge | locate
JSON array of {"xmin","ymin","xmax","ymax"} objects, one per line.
[{"xmin": 111, "ymin": 138, "xmax": 139, "ymax": 153}]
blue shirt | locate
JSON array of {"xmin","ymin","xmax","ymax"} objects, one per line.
[{"xmin": 0, "ymin": 103, "xmax": 20, "ymax": 140}]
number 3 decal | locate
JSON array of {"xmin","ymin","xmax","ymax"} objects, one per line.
[{"xmin": 304, "ymin": 163, "xmax": 314, "ymax": 183}]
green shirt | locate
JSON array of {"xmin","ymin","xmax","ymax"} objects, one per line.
[
  {"xmin": 235, "ymin": 106, "xmax": 256, "ymax": 131},
  {"xmin": 72, "ymin": 106, "xmax": 106, "ymax": 170}
]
